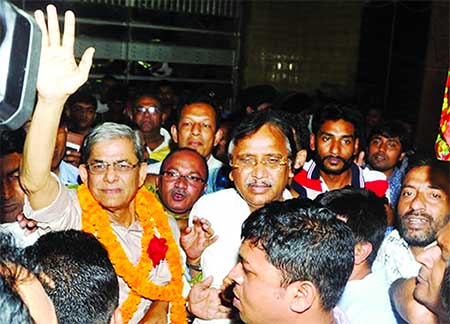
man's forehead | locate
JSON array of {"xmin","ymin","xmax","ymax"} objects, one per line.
[
  {"xmin": 165, "ymin": 151, "xmax": 206, "ymax": 171},
  {"xmin": 234, "ymin": 125, "xmax": 289, "ymax": 152},
  {"xmin": 371, "ymin": 134, "xmax": 400, "ymax": 142},
  {"xmin": 71, "ymin": 102, "xmax": 95, "ymax": 109},
  {"xmin": 320, "ymin": 119, "xmax": 355, "ymax": 132},
  {"xmin": 404, "ymin": 166, "xmax": 450, "ymax": 193},
  {"xmin": 181, "ymin": 103, "xmax": 215, "ymax": 118},
  {"xmin": 0, "ymin": 153, "xmax": 22, "ymax": 171}
]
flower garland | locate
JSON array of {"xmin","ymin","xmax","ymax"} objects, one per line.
[{"xmin": 77, "ymin": 184, "xmax": 187, "ymax": 324}]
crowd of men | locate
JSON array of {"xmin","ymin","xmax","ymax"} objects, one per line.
[{"xmin": 1, "ymin": 4, "xmax": 450, "ymax": 324}]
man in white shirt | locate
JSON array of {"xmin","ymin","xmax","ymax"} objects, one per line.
[
  {"xmin": 182, "ymin": 110, "xmax": 306, "ymax": 324},
  {"xmin": 189, "ymin": 200, "xmax": 354, "ymax": 324},
  {"xmin": 316, "ymin": 187, "xmax": 397, "ymax": 324}
]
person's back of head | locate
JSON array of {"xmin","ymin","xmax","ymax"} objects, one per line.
[
  {"xmin": 25, "ymin": 230, "xmax": 120, "ymax": 324},
  {"xmin": 239, "ymin": 84, "xmax": 277, "ymax": 115},
  {"xmin": 241, "ymin": 199, "xmax": 354, "ymax": 311},
  {"xmin": 316, "ymin": 187, "xmax": 387, "ymax": 266}
]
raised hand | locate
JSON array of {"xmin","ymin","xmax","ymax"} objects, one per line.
[
  {"xmin": 34, "ymin": 5, "xmax": 94, "ymax": 103},
  {"xmin": 181, "ymin": 216, "xmax": 218, "ymax": 263},
  {"xmin": 188, "ymin": 276, "xmax": 231, "ymax": 320}
]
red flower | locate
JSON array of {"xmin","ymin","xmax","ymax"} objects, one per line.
[{"xmin": 147, "ymin": 235, "xmax": 168, "ymax": 266}]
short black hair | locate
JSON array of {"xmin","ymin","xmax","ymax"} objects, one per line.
[
  {"xmin": 369, "ymin": 120, "xmax": 412, "ymax": 153},
  {"xmin": 316, "ymin": 187, "xmax": 387, "ymax": 265},
  {"xmin": 132, "ymin": 92, "xmax": 162, "ymax": 109},
  {"xmin": 0, "ymin": 128, "xmax": 26, "ymax": 157},
  {"xmin": 241, "ymin": 200, "xmax": 354, "ymax": 311},
  {"xmin": 67, "ymin": 91, "xmax": 98, "ymax": 110},
  {"xmin": 25, "ymin": 230, "xmax": 119, "ymax": 324},
  {"xmin": 239, "ymin": 84, "xmax": 277, "ymax": 112},
  {"xmin": 311, "ymin": 103, "xmax": 363, "ymax": 140},
  {"xmin": 176, "ymin": 94, "xmax": 222, "ymax": 131},
  {"xmin": 228, "ymin": 110, "xmax": 298, "ymax": 162}
]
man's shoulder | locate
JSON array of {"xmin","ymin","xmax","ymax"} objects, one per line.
[
  {"xmin": 360, "ymin": 166, "xmax": 389, "ymax": 197},
  {"xmin": 339, "ymin": 274, "xmax": 397, "ymax": 324},
  {"xmin": 195, "ymin": 188, "xmax": 240, "ymax": 205},
  {"xmin": 361, "ymin": 166, "xmax": 387, "ymax": 181}
]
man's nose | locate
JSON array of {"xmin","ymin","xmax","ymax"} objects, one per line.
[
  {"xmin": 103, "ymin": 165, "xmax": 119, "ymax": 183},
  {"xmin": 174, "ymin": 175, "xmax": 189, "ymax": 188},
  {"xmin": 329, "ymin": 139, "xmax": 340, "ymax": 154},
  {"xmin": 191, "ymin": 123, "xmax": 201, "ymax": 135},
  {"xmin": 0, "ymin": 178, "xmax": 13, "ymax": 199},
  {"xmin": 410, "ymin": 193, "xmax": 426, "ymax": 211}
]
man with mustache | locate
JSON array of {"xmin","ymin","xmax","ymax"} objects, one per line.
[
  {"xmin": 291, "ymin": 103, "xmax": 388, "ymax": 200},
  {"xmin": 157, "ymin": 148, "xmax": 208, "ymax": 231},
  {"xmin": 181, "ymin": 110, "xmax": 306, "ymax": 324},
  {"xmin": 366, "ymin": 120, "xmax": 412, "ymax": 208},
  {"xmin": 372, "ymin": 159, "xmax": 450, "ymax": 286},
  {"xmin": 147, "ymin": 97, "xmax": 228, "ymax": 194},
  {"xmin": 131, "ymin": 93, "xmax": 172, "ymax": 165}
]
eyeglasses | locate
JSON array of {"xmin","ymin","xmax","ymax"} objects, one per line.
[
  {"xmin": 231, "ymin": 155, "xmax": 289, "ymax": 170},
  {"xmin": 134, "ymin": 105, "xmax": 161, "ymax": 114},
  {"xmin": 161, "ymin": 170, "xmax": 206, "ymax": 185},
  {"xmin": 86, "ymin": 161, "xmax": 140, "ymax": 174}
]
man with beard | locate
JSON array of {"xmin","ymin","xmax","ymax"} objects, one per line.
[
  {"xmin": 372, "ymin": 159, "xmax": 450, "ymax": 286},
  {"xmin": 291, "ymin": 104, "xmax": 388, "ymax": 200},
  {"xmin": 157, "ymin": 148, "xmax": 208, "ymax": 231},
  {"xmin": 131, "ymin": 93, "xmax": 171, "ymax": 165}
]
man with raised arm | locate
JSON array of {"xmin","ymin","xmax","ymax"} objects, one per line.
[{"xmin": 20, "ymin": 6, "xmax": 185, "ymax": 324}]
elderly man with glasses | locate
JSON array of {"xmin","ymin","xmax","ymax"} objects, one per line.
[
  {"xmin": 181, "ymin": 110, "xmax": 307, "ymax": 324},
  {"xmin": 20, "ymin": 6, "xmax": 185, "ymax": 324}
]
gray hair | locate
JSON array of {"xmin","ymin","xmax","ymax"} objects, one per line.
[{"xmin": 80, "ymin": 122, "xmax": 145, "ymax": 164}]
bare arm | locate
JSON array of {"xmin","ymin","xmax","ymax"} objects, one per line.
[
  {"xmin": 390, "ymin": 278, "xmax": 438, "ymax": 324},
  {"xmin": 138, "ymin": 301, "xmax": 169, "ymax": 324},
  {"xmin": 20, "ymin": 5, "xmax": 94, "ymax": 210}
]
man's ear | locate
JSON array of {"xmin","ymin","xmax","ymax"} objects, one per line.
[
  {"xmin": 309, "ymin": 133, "xmax": 316, "ymax": 151},
  {"xmin": 353, "ymin": 138, "xmax": 360, "ymax": 155},
  {"xmin": 79, "ymin": 164, "xmax": 88, "ymax": 184},
  {"xmin": 213, "ymin": 128, "xmax": 224, "ymax": 147},
  {"xmin": 170, "ymin": 125, "xmax": 179, "ymax": 144},
  {"xmin": 354, "ymin": 241, "xmax": 373, "ymax": 265},
  {"xmin": 288, "ymin": 281, "xmax": 316, "ymax": 314},
  {"xmin": 155, "ymin": 174, "xmax": 160, "ymax": 191},
  {"xmin": 138, "ymin": 163, "xmax": 148, "ymax": 187},
  {"xmin": 229, "ymin": 168, "xmax": 235, "ymax": 182},
  {"xmin": 110, "ymin": 308, "xmax": 123, "ymax": 324},
  {"xmin": 294, "ymin": 149, "xmax": 307, "ymax": 170},
  {"xmin": 399, "ymin": 151, "xmax": 406, "ymax": 162}
]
